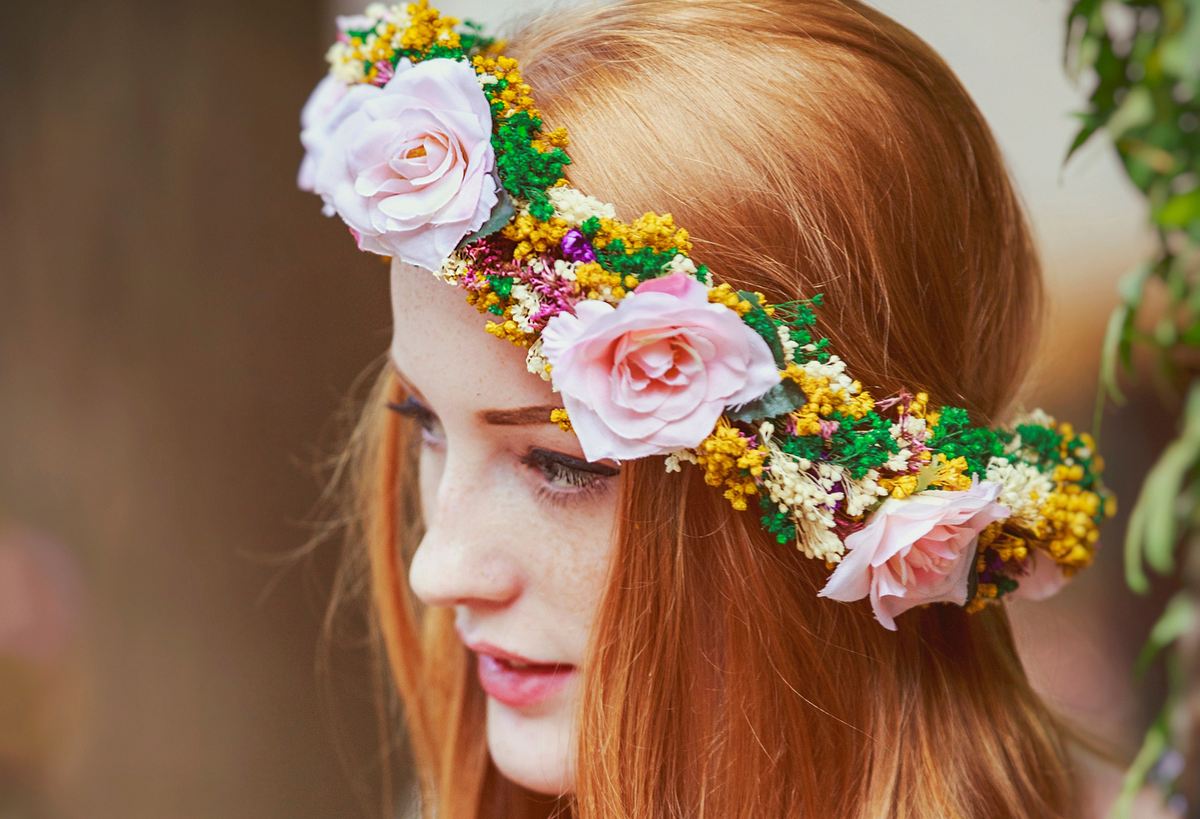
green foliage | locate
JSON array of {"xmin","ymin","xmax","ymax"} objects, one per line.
[
  {"xmin": 826, "ymin": 411, "xmax": 901, "ymax": 479},
  {"xmin": 593, "ymin": 240, "xmax": 685, "ymax": 282},
  {"xmin": 486, "ymin": 109, "xmax": 572, "ymax": 201},
  {"xmin": 758, "ymin": 492, "xmax": 797, "ymax": 546},
  {"xmin": 925, "ymin": 406, "xmax": 1011, "ymax": 476},
  {"xmin": 1065, "ymin": 0, "xmax": 1200, "ymax": 813}
]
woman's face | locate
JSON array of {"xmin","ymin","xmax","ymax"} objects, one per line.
[{"xmin": 388, "ymin": 260, "xmax": 621, "ymax": 795}]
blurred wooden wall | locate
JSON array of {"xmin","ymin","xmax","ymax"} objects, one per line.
[{"xmin": 0, "ymin": 1, "xmax": 395, "ymax": 816}]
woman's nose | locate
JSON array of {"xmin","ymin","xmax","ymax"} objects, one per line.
[{"xmin": 407, "ymin": 469, "xmax": 524, "ymax": 608}]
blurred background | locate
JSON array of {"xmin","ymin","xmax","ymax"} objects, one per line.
[{"xmin": 0, "ymin": 0, "xmax": 1176, "ymax": 816}]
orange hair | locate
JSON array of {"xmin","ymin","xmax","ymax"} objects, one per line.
[{"xmin": 341, "ymin": 0, "xmax": 1094, "ymax": 815}]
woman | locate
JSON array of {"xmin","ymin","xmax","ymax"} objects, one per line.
[{"xmin": 299, "ymin": 0, "xmax": 1129, "ymax": 816}]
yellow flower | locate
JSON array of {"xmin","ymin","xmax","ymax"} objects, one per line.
[
  {"xmin": 501, "ymin": 213, "xmax": 571, "ymax": 260},
  {"xmin": 879, "ymin": 473, "xmax": 919, "ymax": 499},
  {"xmin": 549, "ymin": 407, "xmax": 572, "ymax": 432},
  {"xmin": 401, "ymin": 0, "xmax": 462, "ymax": 52},
  {"xmin": 929, "ymin": 453, "xmax": 972, "ymax": 491},
  {"xmin": 778, "ymin": 364, "xmax": 875, "ymax": 436},
  {"xmin": 695, "ymin": 418, "xmax": 767, "ymax": 512}
]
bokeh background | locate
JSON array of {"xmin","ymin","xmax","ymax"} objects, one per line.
[{"xmin": 0, "ymin": 0, "xmax": 1177, "ymax": 816}]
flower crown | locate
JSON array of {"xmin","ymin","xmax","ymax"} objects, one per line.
[{"xmin": 299, "ymin": 0, "xmax": 1117, "ymax": 630}]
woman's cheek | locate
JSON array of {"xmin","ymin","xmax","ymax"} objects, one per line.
[{"xmin": 417, "ymin": 447, "xmax": 443, "ymax": 524}]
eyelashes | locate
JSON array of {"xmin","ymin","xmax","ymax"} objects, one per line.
[
  {"xmin": 386, "ymin": 397, "xmax": 617, "ymax": 507},
  {"xmin": 519, "ymin": 448, "xmax": 615, "ymax": 508},
  {"xmin": 387, "ymin": 397, "xmax": 444, "ymax": 448}
]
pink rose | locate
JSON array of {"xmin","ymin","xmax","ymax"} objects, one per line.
[
  {"xmin": 313, "ymin": 57, "xmax": 499, "ymax": 271},
  {"xmin": 818, "ymin": 477, "xmax": 1010, "ymax": 630},
  {"xmin": 1009, "ymin": 549, "xmax": 1068, "ymax": 601},
  {"xmin": 297, "ymin": 75, "xmax": 377, "ymax": 201},
  {"xmin": 539, "ymin": 272, "xmax": 781, "ymax": 462}
]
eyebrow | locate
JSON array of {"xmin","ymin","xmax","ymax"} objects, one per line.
[{"xmin": 390, "ymin": 361, "xmax": 565, "ymax": 427}]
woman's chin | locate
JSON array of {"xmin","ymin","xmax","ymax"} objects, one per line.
[{"xmin": 485, "ymin": 696, "xmax": 577, "ymax": 796}]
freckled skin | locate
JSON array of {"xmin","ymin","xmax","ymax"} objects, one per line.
[{"xmin": 389, "ymin": 259, "xmax": 618, "ymax": 795}]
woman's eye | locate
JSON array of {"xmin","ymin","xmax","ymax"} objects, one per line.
[
  {"xmin": 386, "ymin": 397, "xmax": 444, "ymax": 448},
  {"xmin": 520, "ymin": 448, "xmax": 618, "ymax": 507}
]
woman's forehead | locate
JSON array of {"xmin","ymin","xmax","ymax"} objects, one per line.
[{"xmin": 388, "ymin": 259, "xmax": 555, "ymax": 409}]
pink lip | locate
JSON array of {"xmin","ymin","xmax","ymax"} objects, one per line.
[{"xmin": 466, "ymin": 640, "xmax": 576, "ymax": 709}]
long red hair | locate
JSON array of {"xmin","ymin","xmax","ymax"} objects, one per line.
[{"xmin": 341, "ymin": 1, "xmax": 1091, "ymax": 815}]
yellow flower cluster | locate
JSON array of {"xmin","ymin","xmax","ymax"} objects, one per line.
[
  {"xmin": 573, "ymin": 263, "xmax": 634, "ymax": 302},
  {"xmin": 399, "ymin": 0, "xmax": 461, "ymax": 52},
  {"xmin": 461, "ymin": 273, "xmax": 535, "ymax": 346},
  {"xmin": 483, "ymin": 317, "xmax": 533, "ymax": 346},
  {"xmin": 879, "ymin": 474, "xmax": 916, "ymax": 498},
  {"xmin": 332, "ymin": 1, "xmax": 465, "ymax": 85},
  {"xmin": 591, "ymin": 213, "xmax": 694, "ymax": 256},
  {"xmin": 928, "ymin": 453, "xmax": 972, "ymax": 491},
  {"xmin": 977, "ymin": 520, "xmax": 1030, "ymax": 563},
  {"xmin": 532, "ymin": 127, "xmax": 570, "ymax": 154},
  {"xmin": 965, "ymin": 583, "xmax": 998, "ymax": 613},
  {"xmin": 549, "ymin": 407, "xmax": 572, "ymax": 432},
  {"xmin": 907, "ymin": 391, "xmax": 937, "ymax": 425},
  {"xmin": 471, "ymin": 54, "xmax": 539, "ymax": 119},
  {"xmin": 501, "ymin": 213, "xmax": 572, "ymax": 260},
  {"xmin": 707, "ymin": 283, "xmax": 759, "ymax": 317},
  {"xmin": 779, "ymin": 364, "xmax": 875, "ymax": 437},
  {"xmin": 967, "ymin": 521, "xmax": 1035, "ymax": 613},
  {"xmin": 695, "ymin": 419, "xmax": 768, "ymax": 511},
  {"xmin": 1031, "ymin": 473, "xmax": 1107, "ymax": 569}
]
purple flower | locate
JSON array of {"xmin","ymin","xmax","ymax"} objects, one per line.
[{"xmin": 561, "ymin": 229, "xmax": 596, "ymax": 263}]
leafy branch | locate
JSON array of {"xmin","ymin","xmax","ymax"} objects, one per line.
[{"xmin": 1064, "ymin": 0, "xmax": 1200, "ymax": 815}]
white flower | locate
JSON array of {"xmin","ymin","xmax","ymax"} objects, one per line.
[
  {"xmin": 776, "ymin": 323, "xmax": 798, "ymax": 364},
  {"xmin": 761, "ymin": 443, "xmax": 847, "ymax": 562},
  {"xmin": 435, "ymin": 253, "xmax": 470, "ymax": 285},
  {"xmin": 508, "ymin": 283, "xmax": 543, "ymax": 333},
  {"xmin": 842, "ymin": 468, "xmax": 889, "ymax": 517},
  {"xmin": 662, "ymin": 253, "xmax": 698, "ymax": 277},
  {"xmin": 664, "ymin": 449, "xmax": 699, "ymax": 473},
  {"xmin": 884, "ymin": 446, "xmax": 913, "ymax": 472},
  {"xmin": 800, "ymin": 355, "xmax": 858, "ymax": 398},
  {"xmin": 525, "ymin": 337, "xmax": 552, "ymax": 381},
  {"xmin": 326, "ymin": 42, "xmax": 366, "ymax": 83},
  {"xmin": 552, "ymin": 259, "xmax": 578, "ymax": 281},
  {"xmin": 984, "ymin": 456, "xmax": 1053, "ymax": 525},
  {"xmin": 546, "ymin": 185, "xmax": 617, "ymax": 224},
  {"xmin": 1013, "ymin": 408, "xmax": 1056, "ymax": 427},
  {"xmin": 336, "ymin": 13, "xmax": 376, "ymax": 32}
]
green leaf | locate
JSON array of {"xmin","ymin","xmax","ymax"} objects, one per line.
[
  {"xmin": 1134, "ymin": 593, "xmax": 1196, "ymax": 676},
  {"xmin": 1106, "ymin": 86, "xmax": 1155, "ymax": 140},
  {"xmin": 456, "ymin": 184, "xmax": 516, "ymax": 249},
  {"xmin": 1107, "ymin": 710, "xmax": 1170, "ymax": 819},
  {"xmin": 1139, "ymin": 437, "xmax": 1195, "ymax": 575},
  {"xmin": 1160, "ymin": 3, "xmax": 1200, "ymax": 78},
  {"xmin": 1153, "ymin": 186, "xmax": 1200, "ymax": 228},
  {"xmin": 1098, "ymin": 303, "xmax": 1131, "ymax": 405},
  {"xmin": 726, "ymin": 379, "xmax": 807, "ymax": 423},
  {"xmin": 1124, "ymin": 480, "xmax": 1151, "ymax": 594},
  {"xmin": 1064, "ymin": 112, "xmax": 1105, "ymax": 165},
  {"xmin": 1128, "ymin": 383, "xmax": 1200, "ymax": 582}
]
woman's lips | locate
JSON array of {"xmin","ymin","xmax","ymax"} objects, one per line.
[{"xmin": 470, "ymin": 644, "xmax": 576, "ymax": 709}]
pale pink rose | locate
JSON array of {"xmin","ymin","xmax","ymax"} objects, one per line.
[
  {"xmin": 313, "ymin": 57, "xmax": 498, "ymax": 271},
  {"xmin": 297, "ymin": 75, "xmax": 377, "ymax": 201},
  {"xmin": 818, "ymin": 477, "xmax": 1010, "ymax": 630},
  {"xmin": 539, "ymin": 272, "xmax": 781, "ymax": 462},
  {"xmin": 1009, "ymin": 549, "xmax": 1069, "ymax": 601}
]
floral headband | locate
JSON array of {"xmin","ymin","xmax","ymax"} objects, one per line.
[{"xmin": 298, "ymin": 0, "xmax": 1116, "ymax": 630}]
